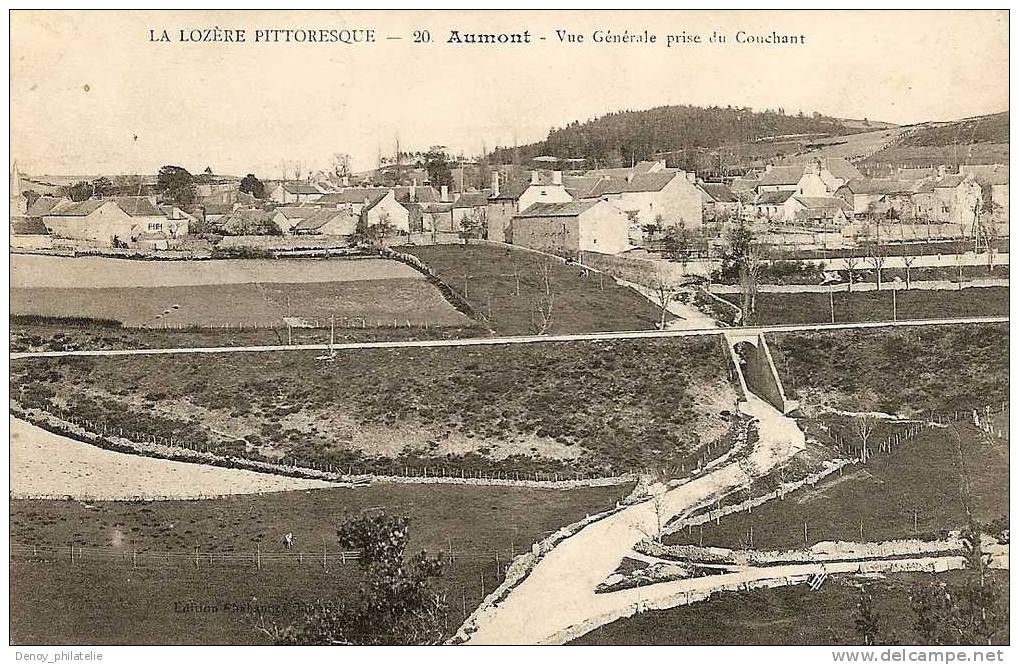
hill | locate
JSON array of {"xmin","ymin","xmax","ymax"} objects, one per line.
[
  {"xmin": 489, "ymin": 105, "xmax": 890, "ymax": 173},
  {"xmin": 859, "ymin": 111, "xmax": 1009, "ymax": 172}
]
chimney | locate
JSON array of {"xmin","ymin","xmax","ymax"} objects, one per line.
[
  {"xmin": 530, "ymin": 171, "xmax": 540, "ymax": 185},
  {"xmin": 440, "ymin": 185, "xmax": 449, "ymax": 202},
  {"xmin": 686, "ymin": 171, "xmax": 696, "ymax": 183},
  {"xmin": 937, "ymin": 165, "xmax": 947, "ymax": 178},
  {"xmin": 410, "ymin": 179, "xmax": 416, "ymax": 203},
  {"xmin": 492, "ymin": 171, "xmax": 500, "ymax": 198},
  {"xmin": 552, "ymin": 170, "xmax": 562, "ymax": 186}
]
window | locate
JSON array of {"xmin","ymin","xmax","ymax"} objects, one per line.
[{"xmin": 147, "ymin": 222, "xmax": 163, "ymax": 231}]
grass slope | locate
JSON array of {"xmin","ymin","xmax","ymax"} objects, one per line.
[
  {"xmin": 10, "ymin": 482, "xmax": 628, "ymax": 644},
  {"xmin": 730, "ymin": 287, "xmax": 1008, "ymax": 326},
  {"xmin": 10, "ymin": 338, "xmax": 736, "ymax": 474},
  {"xmin": 665, "ymin": 421, "xmax": 1007, "ymax": 551},
  {"xmin": 769, "ymin": 324, "xmax": 1008, "ymax": 415},
  {"xmin": 571, "ymin": 572, "xmax": 1008, "ymax": 645},
  {"xmin": 399, "ymin": 244, "xmax": 660, "ymax": 335}
]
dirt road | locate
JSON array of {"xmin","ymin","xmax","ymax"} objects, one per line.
[{"xmin": 460, "ymin": 393, "xmax": 805, "ymax": 644}]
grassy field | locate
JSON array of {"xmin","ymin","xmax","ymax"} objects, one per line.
[
  {"xmin": 398, "ymin": 244, "xmax": 661, "ymax": 335},
  {"xmin": 572, "ymin": 571, "xmax": 1009, "ymax": 645},
  {"xmin": 10, "ymin": 337, "xmax": 737, "ymax": 475},
  {"xmin": 769, "ymin": 323, "xmax": 1008, "ymax": 415},
  {"xmin": 11, "ymin": 254, "xmax": 420, "ymax": 288},
  {"xmin": 11, "ymin": 254, "xmax": 474, "ymax": 333},
  {"xmin": 10, "ymin": 481, "xmax": 629, "ymax": 644},
  {"xmin": 860, "ymin": 143, "xmax": 1010, "ymax": 169},
  {"xmin": 729, "ymin": 287, "xmax": 1009, "ymax": 326},
  {"xmin": 665, "ymin": 420, "xmax": 1007, "ymax": 550},
  {"xmin": 11, "ymin": 280, "xmax": 472, "ymax": 329},
  {"xmin": 9, "ymin": 319, "xmax": 482, "ymax": 353}
]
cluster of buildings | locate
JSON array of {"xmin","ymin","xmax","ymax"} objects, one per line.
[{"xmin": 9, "ymin": 155, "xmax": 1009, "ymax": 256}]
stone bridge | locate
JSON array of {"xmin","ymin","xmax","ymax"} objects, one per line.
[{"xmin": 723, "ymin": 332, "xmax": 798, "ymax": 415}]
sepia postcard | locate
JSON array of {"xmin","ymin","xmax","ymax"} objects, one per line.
[{"xmin": 6, "ymin": 8, "xmax": 1011, "ymax": 657}]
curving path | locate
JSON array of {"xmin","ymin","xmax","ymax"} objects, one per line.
[{"xmin": 461, "ymin": 393, "xmax": 806, "ymax": 644}]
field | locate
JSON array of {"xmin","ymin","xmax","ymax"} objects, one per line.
[
  {"xmin": 11, "ymin": 254, "xmax": 420, "ymax": 288},
  {"xmin": 10, "ymin": 337, "xmax": 737, "ymax": 476},
  {"xmin": 398, "ymin": 244, "xmax": 661, "ymax": 335},
  {"xmin": 10, "ymin": 254, "xmax": 473, "ymax": 331},
  {"xmin": 768, "ymin": 323, "xmax": 1009, "ymax": 415},
  {"xmin": 12, "ymin": 280, "xmax": 471, "ymax": 329},
  {"xmin": 10, "ymin": 416, "xmax": 334, "ymax": 499},
  {"xmin": 571, "ymin": 571, "xmax": 1009, "ymax": 645},
  {"xmin": 860, "ymin": 143, "xmax": 1010, "ymax": 170},
  {"xmin": 665, "ymin": 421, "xmax": 1008, "ymax": 551},
  {"xmin": 9, "ymin": 481, "xmax": 629, "ymax": 644},
  {"xmin": 728, "ymin": 287, "xmax": 1009, "ymax": 326}
]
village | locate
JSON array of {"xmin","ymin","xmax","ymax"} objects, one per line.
[{"xmin": 9, "ymin": 146, "xmax": 1008, "ymax": 264}]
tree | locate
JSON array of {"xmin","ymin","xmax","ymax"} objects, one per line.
[
  {"xmin": 458, "ymin": 209, "xmax": 486, "ymax": 243},
  {"xmin": 855, "ymin": 587, "xmax": 883, "ymax": 645},
  {"xmin": 358, "ymin": 211, "xmax": 396, "ymax": 250},
  {"xmin": 274, "ymin": 512, "xmax": 447, "ymax": 645},
  {"xmin": 662, "ymin": 221, "xmax": 693, "ymax": 265},
  {"xmin": 902, "ymin": 255, "xmax": 917, "ymax": 290},
  {"xmin": 649, "ymin": 266, "xmax": 679, "ymax": 330},
  {"xmin": 239, "ymin": 173, "xmax": 266, "ymax": 199},
  {"xmin": 67, "ymin": 180, "xmax": 94, "ymax": 202},
  {"xmin": 867, "ymin": 253, "xmax": 885, "ymax": 291},
  {"xmin": 852, "ymin": 415, "xmax": 876, "ymax": 462},
  {"xmin": 422, "ymin": 145, "xmax": 453, "ymax": 189},
  {"xmin": 156, "ymin": 165, "xmax": 197, "ymax": 207},
  {"xmin": 21, "ymin": 189, "xmax": 40, "ymax": 208},
  {"xmin": 90, "ymin": 176, "xmax": 112, "ymax": 199},
  {"xmin": 719, "ymin": 222, "xmax": 763, "ymax": 323},
  {"xmin": 530, "ymin": 257, "xmax": 556, "ymax": 334}
]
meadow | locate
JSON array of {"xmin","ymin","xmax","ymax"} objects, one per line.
[
  {"xmin": 10, "ymin": 481, "xmax": 629, "ymax": 644},
  {"xmin": 665, "ymin": 420, "xmax": 1008, "ymax": 551},
  {"xmin": 728, "ymin": 287, "xmax": 1009, "ymax": 326},
  {"xmin": 572, "ymin": 571, "xmax": 1008, "ymax": 645},
  {"xmin": 399, "ymin": 244, "xmax": 662, "ymax": 335}
]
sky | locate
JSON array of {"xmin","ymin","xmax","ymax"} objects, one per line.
[{"xmin": 10, "ymin": 10, "xmax": 1009, "ymax": 177}]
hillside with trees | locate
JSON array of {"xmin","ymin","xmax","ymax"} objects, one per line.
[
  {"xmin": 895, "ymin": 111, "xmax": 1008, "ymax": 147},
  {"xmin": 489, "ymin": 105, "xmax": 880, "ymax": 170}
]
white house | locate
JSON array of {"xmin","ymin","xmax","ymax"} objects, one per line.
[
  {"xmin": 268, "ymin": 181, "xmax": 325, "ymax": 204},
  {"xmin": 510, "ymin": 200, "xmax": 630, "ymax": 255}
]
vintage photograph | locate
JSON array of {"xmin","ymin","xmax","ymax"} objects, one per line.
[{"xmin": 7, "ymin": 9, "xmax": 1010, "ymax": 649}]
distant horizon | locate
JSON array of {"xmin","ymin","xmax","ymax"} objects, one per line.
[
  {"xmin": 14, "ymin": 104, "xmax": 1009, "ymax": 180},
  {"xmin": 11, "ymin": 10, "xmax": 1008, "ymax": 176}
]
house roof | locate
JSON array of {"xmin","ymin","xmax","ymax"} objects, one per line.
[
  {"xmin": 282, "ymin": 182, "xmax": 323, "ymax": 195},
  {"xmin": 839, "ymin": 178, "xmax": 915, "ymax": 195},
  {"xmin": 293, "ymin": 209, "xmax": 357, "ymax": 232},
  {"xmin": 217, "ymin": 209, "xmax": 274, "ymax": 225},
  {"xmin": 317, "ymin": 188, "xmax": 390, "ymax": 209},
  {"xmin": 490, "ymin": 179, "xmax": 530, "ymax": 201},
  {"xmin": 11, "ymin": 217, "xmax": 49, "ymax": 235},
  {"xmin": 730, "ymin": 177, "xmax": 760, "ymax": 192},
  {"xmin": 422, "ymin": 202, "xmax": 454, "ymax": 213},
  {"xmin": 26, "ymin": 195, "xmax": 67, "ymax": 217},
  {"xmin": 916, "ymin": 174, "xmax": 971, "ymax": 193},
  {"xmin": 275, "ymin": 206, "xmax": 321, "ymax": 219},
  {"xmin": 514, "ymin": 200, "xmax": 600, "ymax": 218},
  {"xmin": 756, "ymin": 190, "xmax": 795, "ymax": 205},
  {"xmin": 758, "ymin": 166, "xmax": 806, "ymax": 187},
  {"xmin": 822, "ymin": 158, "xmax": 864, "ymax": 181},
  {"xmin": 45, "ymin": 200, "xmax": 110, "ymax": 217},
  {"xmin": 699, "ymin": 182, "xmax": 738, "ymax": 203},
  {"xmin": 453, "ymin": 191, "xmax": 490, "ymax": 208},
  {"xmin": 108, "ymin": 196, "xmax": 163, "ymax": 217},
  {"xmin": 792, "ymin": 196, "xmax": 853, "ymax": 211},
  {"xmin": 626, "ymin": 172, "xmax": 678, "ymax": 193},
  {"xmin": 562, "ymin": 176, "xmax": 604, "ymax": 199}
]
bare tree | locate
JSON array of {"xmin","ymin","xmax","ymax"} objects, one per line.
[
  {"xmin": 844, "ymin": 255, "xmax": 859, "ymax": 293},
  {"xmin": 530, "ymin": 257, "xmax": 556, "ymax": 334},
  {"xmin": 852, "ymin": 415, "xmax": 877, "ymax": 463},
  {"xmin": 649, "ymin": 266, "xmax": 680, "ymax": 330},
  {"xmin": 902, "ymin": 255, "xmax": 917, "ymax": 290},
  {"xmin": 868, "ymin": 253, "xmax": 885, "ymax": 291}
]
